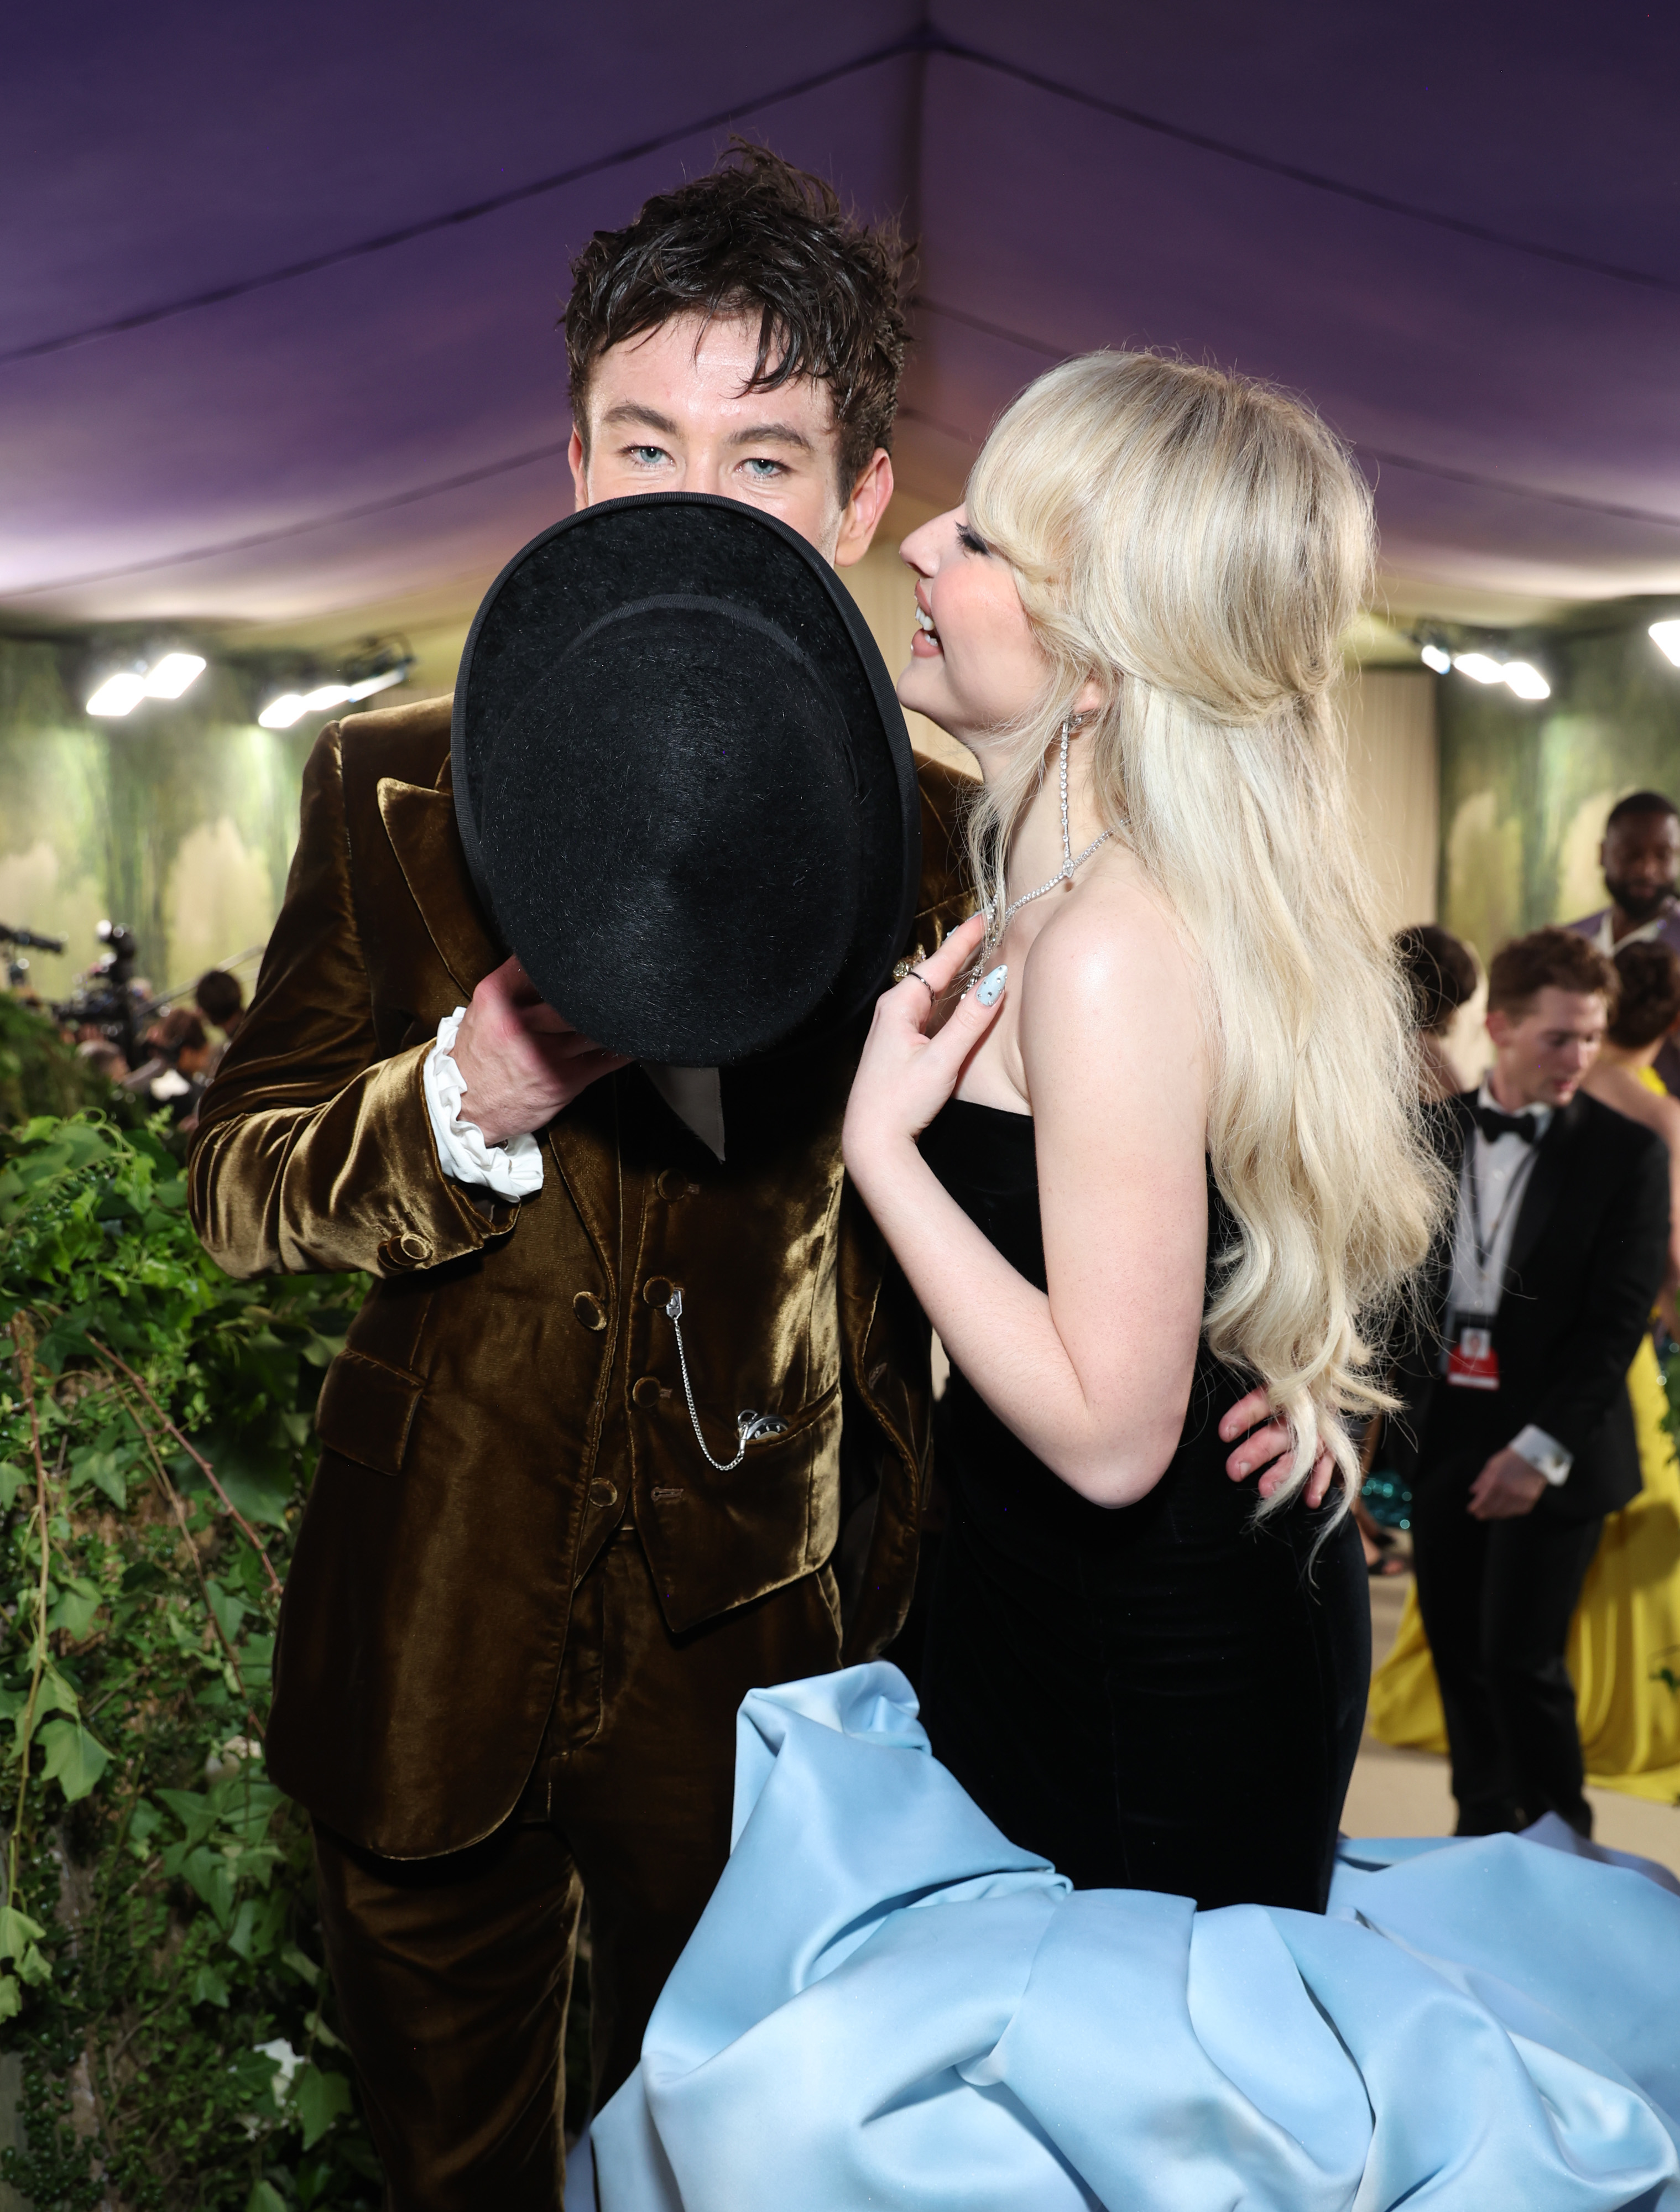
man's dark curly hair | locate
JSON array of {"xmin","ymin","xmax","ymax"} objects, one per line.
[{"xmin": 564, "ymin": 142, "xmax": 911, "ymax": 497}]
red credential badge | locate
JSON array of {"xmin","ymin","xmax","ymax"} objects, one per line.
[{"xmin": 1446, "ymin": 1317, "xmax": 1500, "ymax": 1391}]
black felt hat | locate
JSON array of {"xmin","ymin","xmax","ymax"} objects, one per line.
[{"xmin": 452, "ymin": 492, "xmax": 921, "ymax": 1066}]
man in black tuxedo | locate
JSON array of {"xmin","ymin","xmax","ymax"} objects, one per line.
[{"xmin": 1410, "ymin": 926, "xmax": 1670, "ymax": 1837}]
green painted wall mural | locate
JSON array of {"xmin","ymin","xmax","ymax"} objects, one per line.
[
  {"xmin": 1439, "ymin": 609, "xmax": 1680, "ymax": 960},
  {"xmin": 0, "ymin": 638, "xmax": 322, "ymax": 1005}
]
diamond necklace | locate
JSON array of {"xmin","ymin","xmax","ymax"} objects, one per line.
[{"xmin": 983, "ymin": 716, "xmax": 1111, "ymax": 953}]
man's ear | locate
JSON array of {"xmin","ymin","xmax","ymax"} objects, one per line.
[
  {"xmin": 1485, "ymin": 1006, "xmax": 1512, "ymax": 1051},
  {"xmin": 568, "ymin": 425, "xmax": 590, "ymax": 512},
  {"xmin": 834, "ymin": 450, "xmax": 895, "ymax": 567}
]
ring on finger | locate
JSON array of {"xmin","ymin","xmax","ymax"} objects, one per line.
[{"xmin": 894, "ymin": 962, "xmax": 937, "ymax": 1004}]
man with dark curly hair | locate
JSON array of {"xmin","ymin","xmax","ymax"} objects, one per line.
[{"xmin": 189, "ymin": 144, "xmax": 965, "ymax": 2210}]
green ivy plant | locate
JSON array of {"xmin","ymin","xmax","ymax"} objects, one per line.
[
  {"xmin": 0, "ymin": 1000, "xmax": 144, "ymax": 1133},
  {"xmin": 0, "ymin": 1110, "xmax": 380, "ymax": 2210}
]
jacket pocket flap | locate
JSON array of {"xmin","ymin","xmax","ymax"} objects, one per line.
[{"xmin": 315, "ymin": 1350, "xmax": 424, "ymax": 1477}]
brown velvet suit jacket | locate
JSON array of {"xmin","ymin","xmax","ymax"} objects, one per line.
[{"xmin": 190, "ymin": 694, "xmax": 973, "ymax": 1859}]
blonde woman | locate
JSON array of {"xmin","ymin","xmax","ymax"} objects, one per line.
[{"xmin": 842, "ymin": 352, "xmax": 1443, "ymax": 1911}]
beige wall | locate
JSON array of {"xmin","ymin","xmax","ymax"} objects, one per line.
[{"xmin": 1343, "ymin": 669, "xmax": 1440, "ymax": 935}]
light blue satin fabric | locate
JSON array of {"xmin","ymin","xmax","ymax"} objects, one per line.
[{"xmin": 589, "ymin": 1663, "xmax": 1680, "ymax": 2212}]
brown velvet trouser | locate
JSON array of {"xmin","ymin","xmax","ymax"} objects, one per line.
[{"xmin": 312, "ymin": 1524, "xmax": 843, "ymax": 2212}]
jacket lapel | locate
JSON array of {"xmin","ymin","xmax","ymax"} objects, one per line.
[
  {"xmin": 1426, "ymin": 1093, "xmax": 1475, "ymax": 1336},
  {"xmin": 1505, "ymin": 1092, "xmax": 1583, "ymax": 1289},
  {"xmin": 378, "ymin": 764, "xmax": 628, "ymax": 1268},
  {"xmin": 377, "ymin": 773, "xmax": 504, "ymax": 1001}
]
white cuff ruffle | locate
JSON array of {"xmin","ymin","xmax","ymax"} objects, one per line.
[{"xmin": 421, "ymin": 1007, "xmax": 545, "ymax": 1200}]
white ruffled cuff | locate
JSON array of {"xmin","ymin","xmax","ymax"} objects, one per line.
[{"xmin": 421, "ymin": 1008, "xmax": 545, "ymax": 1200}]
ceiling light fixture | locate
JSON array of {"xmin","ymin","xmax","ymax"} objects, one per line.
[
  {"xmin": 1419, "ymin": 641, "xmax": 1452, "ymax": 674},
  {"xmin": 1650, "ymin": 620, "xmax": 1680, "ymax": 667},
  {"xmin": 257, "ymin": 662, "xmax": 409, "ymax": 731},
  {"xmin": 86, "ymin": 672, "xmax": 149, "ymax": 717},
  {"xmin": 85, "ymin": 648, "xmax": 207, "ymax": 717},
  {"xmin": 142, "ymin": 651, "xmax": 206, "ymax": 698},
  {"xmin": 1501, "ymin": 660, "xmax": 1551, "ymax": 701},
  {"xmin": 1452, "ymin": 652, "xmax": 1506, "ymax": 684}
]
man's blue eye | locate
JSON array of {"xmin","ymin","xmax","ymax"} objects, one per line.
[
  {"xmin": 743, "ymin": 458, "xmax": 782, "ymax": 479},
  {"xmin": 629, "ymin": 446, "xmax": 667, "ymax": 466}
]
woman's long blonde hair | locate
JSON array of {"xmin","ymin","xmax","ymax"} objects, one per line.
[{"xmin": 964, "ymin": 351, "xmax": 1446, "ymax": 1508}]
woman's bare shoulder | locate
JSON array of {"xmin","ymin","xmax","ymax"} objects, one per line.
[
  {"xmin": 1019, "ymin": 863, "xmax": 1206, "ymax": 1113},
  {"xmin": 1023, "ymin": 861, "xmax": 1198, "ymax": 1025}
]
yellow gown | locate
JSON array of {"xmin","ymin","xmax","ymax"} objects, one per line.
[{"xmin": 1367, "ymin": 1071, "xmax": 1680, "ymax": 1805}]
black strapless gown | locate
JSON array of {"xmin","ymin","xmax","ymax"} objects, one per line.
[{"xmin": 917, "ymin": 1099, "xmax": 1369, "ymax": 1913}]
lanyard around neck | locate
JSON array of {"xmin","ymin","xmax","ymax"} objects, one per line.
[{"xmin": 1464, "ymin": 1126, "xmax": 1540, "ymax": 1290}]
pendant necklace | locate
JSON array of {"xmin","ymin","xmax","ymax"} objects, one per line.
[{"xmin": 983, "ymin": 714, "xmax": 1111, "ymax": 954}]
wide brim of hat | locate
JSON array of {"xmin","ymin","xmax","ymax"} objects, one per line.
[{"xmin": 452, "ymin": 493, "xmax": 920, "ymax": 1066}]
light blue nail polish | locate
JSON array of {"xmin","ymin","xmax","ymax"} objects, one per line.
[{"xmin": 976, "ymin": 964, "xmax": 1008, "ymax": 1007}]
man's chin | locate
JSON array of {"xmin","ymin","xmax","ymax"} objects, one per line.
[{"xmin": 1607, "ymin": 881, "xmax": 1677, "ymax": 925}]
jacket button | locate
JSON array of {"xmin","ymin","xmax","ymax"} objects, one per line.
[
  {"xmin": 643, "ymin": 1276, "xmax": 673, "ymax": 1308},
  {"xmin": 656, "ymin": 1168, "xmax": 690, "ymax": 1202},
  {"xmin": 588, "ymin": 1478, "xmax": 617, "ymax": 1507},
  {"xmin": 632, "ymin": 1376, "xmax": 664, "ymax": 1409},
  {"xmin": 572, "ymin": 1291, "xmax": 606, "ymax": 1332},
  {"xmin": 380, "ymin": 1230, "xmax": 433, "ymax": 1271}
]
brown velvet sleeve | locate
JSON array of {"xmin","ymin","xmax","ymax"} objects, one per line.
[{"xmin": 189, "ymin": 726, "xmax": 503, "ymax": 1281}]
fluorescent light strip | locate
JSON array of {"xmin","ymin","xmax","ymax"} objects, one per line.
[{"xmin": 258, "ymin": 664, "xmax": 406, "ymax": 729}]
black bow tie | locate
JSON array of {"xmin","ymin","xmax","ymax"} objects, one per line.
[{"xmin": 1476, "ymin": 1105, "xmax": 1539, "ymax": 1146}]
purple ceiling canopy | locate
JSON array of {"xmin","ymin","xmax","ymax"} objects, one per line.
[{"xmin": 7, "ymin": 1, "xmax": 1680, "ymax": 633}]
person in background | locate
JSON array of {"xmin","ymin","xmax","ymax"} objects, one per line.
[
  {"xmin": 76, "ymin": 1039, "xmax": 128, "ymax": 1084},
  {"xmin": 192, "ymin": 968, "xmax": 245, "ymax": 1079},
  {"xmin": 1371, "ymin": 931, "xmax": 1680, "ymax": 1799},
  {"xmin": 1395, "ymin": 923, "xmax": 1479, "ymax": 1102},
  {"xmin": 1580, "ymin": 938, "xmax": 1680, "ymax": 1333},
  {"xmin": 121, "ymin": 1008, "xmax": 212, "ymax": 1123},
  {"xmin": 1568, "ymin": 790, "xmax": 1680, "ymax": 1092},
  {"xmin": 1407, "ymin": 927, "xmax": 1669, "ymax": 1836},
  {"xmin": 1355, "ymin": 922, "xmax": 1485, "ymax": 1575}
]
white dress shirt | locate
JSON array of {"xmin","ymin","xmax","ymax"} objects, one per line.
[
  {"xmin": 1448, "ymin": 1081, "xmax": 1573, "ymax": 1486},
  {"xmin": 1589, "ymin": 910, "xmax": 1670, "ymax": 956},
  {"xmin": 421, "ymin": 1009, "xmax": 727, "ymax": 1201}
]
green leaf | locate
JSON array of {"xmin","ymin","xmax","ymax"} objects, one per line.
[
  {"xmin": 177, "ymin": 1843, "xmax": 236, "ymax": 1926},
  {"xmin": 16, "ymin": 1943, "xmax": 50, "ymax": 1988},
  {"xmin": 205, "ymin": 1577, "xmax": 248, "ymax": 1646},
  {"xmin": 280, "ymin": 1942, "xmax": 320, "ymax": 1989},
  {"xmin": 295, "ymin": 2063, "xmax": 353, "ymax": 2148},
  {"xmin": 45, "ymin": 1574, "xmax": 105, "ymax": 1640},
  {"xmin": 189, "ymin": 1961, "xmax": 229, "ymax": 2007},
  {"xmin": 0, "ymin": 1976, "xmax": 19, "ymax": 2023},
  {"xmin": 88, "ymin": 1454, "xmax": 128, "ymax": 1510},
  {"xmin": 127, "ymin": 1798, "xmax": 164, "ymax": 1859},
  {"xmin": 157, "ymin": 1785, "xmax": 217, "ymax": 1846},
  {"xmin": 227, "ymin": 1889, "xmax": 285, "ymax": 1961},
  {"xmin": 247, "ymin": 2183, "xmax": 288, "ymax": 2212},
  {"xmin": 36, "ymin": 1717, "xmax": 109, "ymax": 1802},
  {"xmin": 0, "ymin": 1906, "xmax": 44, "ymax": 1963},
  {"xmin": 0, "ymin": 1462, "xmax": 28, "ymax": 1509}
]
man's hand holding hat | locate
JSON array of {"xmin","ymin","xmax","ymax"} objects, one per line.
[{"xmin": 451, "ymin": 954, "xmax": 629, "ymax": 1146}]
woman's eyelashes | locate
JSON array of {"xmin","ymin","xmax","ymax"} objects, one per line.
[{"xmin": 957, "ymin": 523, "xmax": 989, "ymax": 556}]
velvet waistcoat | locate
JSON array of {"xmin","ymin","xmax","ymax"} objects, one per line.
[{"xmin": 189, "ymin": 694, "xmax": 974, "ymax": 1858}]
